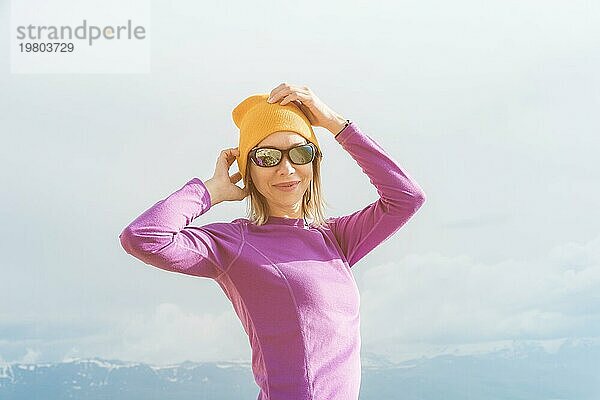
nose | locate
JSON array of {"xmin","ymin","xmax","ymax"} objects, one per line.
[{"xmin": 276, "ymin": 153, "xmax": 296, "ymax": 174}]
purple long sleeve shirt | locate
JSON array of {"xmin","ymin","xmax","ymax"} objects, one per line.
[{"xmin": 119, "ymin": 121, "xmax": 426, "ymax": 400}]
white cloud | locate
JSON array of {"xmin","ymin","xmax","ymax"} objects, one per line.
[
  {"xmin": 59, "ymin": 303, "xmax": 251, "ymax": 365},
  {"xmin": 359, "ymin": 235, "xmax": 600, "ymax": 349}
]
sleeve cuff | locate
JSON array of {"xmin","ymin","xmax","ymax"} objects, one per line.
[
  {"xmin": 189, "ymin": 177, "xmax": 213, "ymax": 209},
  {"xmin": 334, "ymin": 120, "xmax": 354, "ymax": 142}
]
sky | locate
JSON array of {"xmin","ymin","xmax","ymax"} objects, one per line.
[{"xmin": 0, "ymin": 0, "xmax": 599, "ymax": 366}]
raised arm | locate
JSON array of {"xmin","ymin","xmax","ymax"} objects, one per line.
[
  {"xmin": 119, "ymin": 178, "xmax": 242, "ymax": 279},
  {"xmin": 326, "ymin": 121, "xmax": 426, "ymax": 268}
]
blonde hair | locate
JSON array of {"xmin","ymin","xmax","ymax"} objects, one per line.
[{"xmin": 244, "ymin": 151, "xmax": 331, "ymax": 228}]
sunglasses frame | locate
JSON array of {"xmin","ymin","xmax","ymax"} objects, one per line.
[{"xmin": 248, "ymin": 142, "xmax": 320, "ymax": 167}]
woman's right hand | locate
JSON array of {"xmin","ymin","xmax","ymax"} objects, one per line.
[{"xmin": 204, "ymin": 147, "xmax": 249, "ymax": 205}]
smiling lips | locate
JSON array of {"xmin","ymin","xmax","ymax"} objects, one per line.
[
  {"xmin": 273, "ymin": 181, "xmax": 300, "ymax": 187},
  {"xmin": 273, "ymin": 181, "xmax": 300, "ymax": 191}
]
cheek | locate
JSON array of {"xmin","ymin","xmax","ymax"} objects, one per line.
[
  {"xmin": 302, "ymin": 165, "xmax": 314, "ymax": 180},
  {"xmin": 251, "ymin": 168, "xmax": 270, "ymax": 189}
]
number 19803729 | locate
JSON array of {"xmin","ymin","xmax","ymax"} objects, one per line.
[{"xmin": 19, "ymin": 42, "xmax": 74, "ymax": 52}]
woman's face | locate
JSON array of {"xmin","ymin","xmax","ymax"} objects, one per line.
[{"xmin": 249, "ymin": 131, "xmax": 313, "ymax": 216}]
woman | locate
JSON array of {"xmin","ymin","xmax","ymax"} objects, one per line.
[{"xmin": 119, "ymin": 83, "xmax": 427, "ymax": 400}]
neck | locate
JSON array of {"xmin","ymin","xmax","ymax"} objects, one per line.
[{"xmin": 268, "ymin": 204, "xmax": 303, "ymax": 219}]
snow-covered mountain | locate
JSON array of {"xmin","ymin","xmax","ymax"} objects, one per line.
[
  {"xmin": 0, "ymin": 358, "xmax": 255, "ymax": 400},
  {"xmin": 1, "ymin": 339, "xmax": 599, "ymax": 399}
]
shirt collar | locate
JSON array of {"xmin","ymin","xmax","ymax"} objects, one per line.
[{"xmin": 265, "ymin": 215, "xmax": 308, "ymax": 228}]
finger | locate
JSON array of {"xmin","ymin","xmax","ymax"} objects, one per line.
[
  {"xmin": 224, "ymin": 148, "xmax": 239, "ymax": 164},
  {"xmin": 268, "ymin": 82, "xmax": 288, "ymax": 99},
  {"xmin": 280, "ymin": 92, "xmax": 302, "ymax": 106},
  {"xmin": 230, "ymin": 171, "xmax": 242, "ymax": 183},
  {"xmin": 282, "ymin": 89, "xmax": 311, "ymax": 106},
  {"xmin": 218, "ymin": 149, "xmax": 229, "ymax": 164},
  {"xmin": 218, "ymin": 149, "xmax": 237, "ymax": 169},
  {"xmin": 282, "ymin": 89, "xmax": 311, "ymax": 105},
  {"xmin": 219, "ymin": 149, "xmax": 233, "ymax": 163},
  {"xmin": 268, "ymin": 83, "xmax": 298, "ymax": 103},
  {"xmin": 221, "ymin": 148, "xmax": 236, "ymax": 157},
  {"xmin": 279, "ymin": 92, "xmax": 296, "ymax": 106},
  {"xmin": 267, "ymin": 88, "xmax": 285, "ymax": 103}
]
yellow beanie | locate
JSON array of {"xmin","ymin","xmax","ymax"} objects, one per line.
[{"xmin": 231, "ymin": 93, "xmax": 322, "ymax": 187}]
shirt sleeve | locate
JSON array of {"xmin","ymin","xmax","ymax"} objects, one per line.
[
  {"xmin": 118, "ymin": 178, "xmax": 242, "ymax": 279},
  {"xmin": 326, "ymin": 121, "xmax": 427, "ymax": 268}
]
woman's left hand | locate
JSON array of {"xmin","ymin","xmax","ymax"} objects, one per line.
[{"xmin": 267, "ymin": 83, "xmax": 347, "ymax": 134}]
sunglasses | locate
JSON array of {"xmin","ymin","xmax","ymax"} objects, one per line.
[{"xmin": 249, "ymin": 142, "xmax": 320, "ymax": 167}]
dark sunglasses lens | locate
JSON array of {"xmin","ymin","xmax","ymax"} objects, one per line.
[
  {"xmin": 254, "ymin": 148, "xmax": 282, "ymax": 167},
  {"xmin": 289, "ymin": 145, "xmax": 314, "ymax": 164}
]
